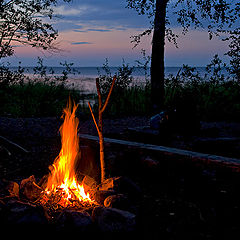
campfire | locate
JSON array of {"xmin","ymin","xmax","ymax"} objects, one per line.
[
  {"xmin": 38, "ymin": 100, "xmax": 95, "ymax": 210},
  {"xmin": 1, "ymin": 78, "xmax": 139, "ymax": 233}
]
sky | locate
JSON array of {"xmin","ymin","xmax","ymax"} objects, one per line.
[{"xmin": 4, "ymin": 0, "xmax": 235, "ymax": 67}]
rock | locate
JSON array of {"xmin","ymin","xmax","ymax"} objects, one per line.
[
  {"xmin": 82, "ymin": 175, "xmax": 97, "ymax": 193},
  {"xmin": 141, "ymin": 156, "xmax": 159, "ymax": 170},
  {"xmin": 20, "ymin": 175, "xmax": 42, "ymax": 201},
  {"xmin": 100, "ymin": 176, "xmax": 141, "ymax": 200},
  {"xmin": 0, "ymin": 199, "xmax": 6, "ymax": 217},
  {"xmin": 104, "ymin": 194, "xmax": 131, "ymax": 211},
  {"xmin": 92, "ymin": 206, "xmax": 136, "ymax": 232},
  {"xmin": 93, "ymin": 190, "xmax": 116, "ymax": 205},
  {"xmin": 56, "ymin": 210, "xmax": 92, "ymax": 232},
  {"xmin": 0, "ymin": 179, "xmax": 19, "ymax": 198},
  {"xmin": 7, "ymin": 181, "xmax": 19, "ymax": 198},
  {"xmin": 6, "ymin": 199, "xmax": 47, "ymax": 225}
]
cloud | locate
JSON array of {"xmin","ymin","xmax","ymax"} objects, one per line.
[
  {"xmin": 73, "ymin": 28, "xmax": 112, "ymax": 33},
  {"xmin": 87, "ymin": 29, "xmax": 111, "ymax": 32},
  {"xmin": 53, "ymin": 5, "xmax": 87, "ymax": 16},
  {"xmin": 71, "ymin": 42, "xmax": 92, "ymax": 45},
  {"xmin": 51, "ymin": 1, "xmax": 149, "ymax": 33},
  {"xmin": 73, "ymin": 29, "xmax": 86, "ymax": 33}
]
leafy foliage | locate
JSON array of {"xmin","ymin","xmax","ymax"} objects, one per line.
[
  {"xmin": 164, "ymin": 59, "xmax": 240, "ymax": 121},
  {"xmin": 0, "ymin": 0, "xmax": 71, "ymax": 59},
  {"xmin": 205, "ymin": 54, "xmax": 228, "ymax": 84},
  {"xmin": 97, "ymin": 59, "xmax": 134, "ymax": 97},
  {"xmin": 224, "ymin": 27, "xmax": 240, "ymax": 81},
  {"xmin": 126, "ymin": 0, "xmax": 239, "ymax": 46},
  {"xmin": 96, "ymin": 59, "xmax": 151, "ymax": 116}
]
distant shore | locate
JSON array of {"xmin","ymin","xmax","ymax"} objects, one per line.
[{"xmin": 9, "ymin": 66, "xmax": 230, "ymax": 93}]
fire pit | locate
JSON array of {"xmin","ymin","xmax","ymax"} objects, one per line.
[
  {"xmin": 0, "ymin": 100, "xmax": 138, "ymax": 234},
  {"xmin": 37, "ymin": 101, "xmax": 95, "ymax": 211}
]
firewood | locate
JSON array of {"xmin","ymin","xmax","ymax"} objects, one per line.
[
  {"xmin": 20, "ymin": 175, "xmax": 42, "ymax": 201},
  {"xmin": 0, "ymin": 179, "xmax": 19, "ymax": 199},
  {"xmin": 82, "ymin": 175, "xmax": 97, "ymax": 193},
  {"xmin": 104, "ymin": 194, "xmax": 130, "ymax": 211}
]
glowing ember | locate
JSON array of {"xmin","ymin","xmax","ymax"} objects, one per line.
[{"xmin": 43, "ymin": 100, "xmax": 94, "ymax": 207}]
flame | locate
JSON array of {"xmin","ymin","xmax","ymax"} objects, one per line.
[{"xmin": 44, "ymin": 100, "xmax": 93, "ymax": 206}]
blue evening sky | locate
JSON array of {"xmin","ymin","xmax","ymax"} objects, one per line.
[{"xmin": 5, "ymin": 0, "xmax": 238, "ymax": 67}]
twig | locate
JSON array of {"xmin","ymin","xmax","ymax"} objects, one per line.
[
  {"xmin": 32, "ymin": 181, "xmax": 43, "ymax": 191},
  {"xmin": 0, "ymin": 145, "xmax": 11, "ymax": 156},
  {"xmin": 0, "ymin": 136, "xmax": 29, "ymax": 153},
  {"xmin": 88, "ymin": 102, "xmax": 100, "ymax": 136}
]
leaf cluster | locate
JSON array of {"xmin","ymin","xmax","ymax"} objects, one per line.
[
  {"xmin": 97, "ymin": 59, "xmax": 134, "ymax": 98},
  {"xmin": 127, "ymin": 0, "xmax": 239, "ymax": 46},
  {"xmin": 224, "ymin": 27, "xmax": 240, "ymax": 81},
  {"xmin": 0, "ymin": 0, "xmax": 71, "ymax": 58}
]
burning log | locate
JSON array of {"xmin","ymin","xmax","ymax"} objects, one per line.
[
  {"xmin": 82, "ymin": 175, "xmax": 97, "ymax": 193},
  {"xmin": 100, "ymin": 176, "xmax": 142, "ymax": 200},
  {"xmin": 93, "ymin": 190, "xmax": 116, "ymax": 205},
  {"xmin": 88, "ymin": 76, "xmax": 116, "ymax": 183},
  {"xmin": 104, "ymin": 194, "xmax": 130, "ymax": 210}
]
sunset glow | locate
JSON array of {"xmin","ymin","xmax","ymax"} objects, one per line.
[{"xmin": 6, "ymin": 0, "xmax": 230, "ymax": 67}]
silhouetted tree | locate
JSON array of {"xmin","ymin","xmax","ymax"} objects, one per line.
[
  {"xmin": 127, "ymin": 0, "xmax": 240, "ymax": 112},
  {"xmin": 0, "ymin": 0, "xmax": 71, "ymax": 59},
  {"xmin": 224, "ymin": 27, "xmax": 240, "ymax": 81}
]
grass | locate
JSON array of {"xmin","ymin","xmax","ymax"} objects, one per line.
[
  {"xmin": 0, "ymin": 81, "xmax": 87, "ymax": 117},
  {"xmin": 165, "ymin": 79, "xmax": 240, "ymax": 122},
  {"xmin": 97, "ymin": 83, "xmax": 152, "ymax": 117},
  {"xmin": 1, "ymin": 76, "xmax": 240, "ymax": 122}
]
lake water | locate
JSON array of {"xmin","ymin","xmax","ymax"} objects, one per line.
[{"xmin": 9, "ymin": 66, "xmax": 229, "ymax": 94}]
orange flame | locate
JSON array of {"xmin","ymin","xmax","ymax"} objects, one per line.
[{"xmin": 44, "ymin": 100, "xmax": 93, "ymax": 206}]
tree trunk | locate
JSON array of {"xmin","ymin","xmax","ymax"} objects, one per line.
[{"xmin": 150, "ymin": 0, "xmax": 167, "ymax": 113}]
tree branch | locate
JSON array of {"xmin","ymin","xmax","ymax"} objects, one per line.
[
  {"xmin": 88, "ymin": 102, "xmax": 100, "ymax": 136},
  {"xmin": 101, "ymin": 75, "xmax": 116, "ymax": 113}
]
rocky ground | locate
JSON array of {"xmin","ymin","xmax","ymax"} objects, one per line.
[{"xmin": 1, "ymin": 116, "xmax": 240, "ymax": 239}]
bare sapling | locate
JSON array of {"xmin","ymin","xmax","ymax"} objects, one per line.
[{"xmin": 88, "ymin": 76, "xmax": 116, "ymax": 183}]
